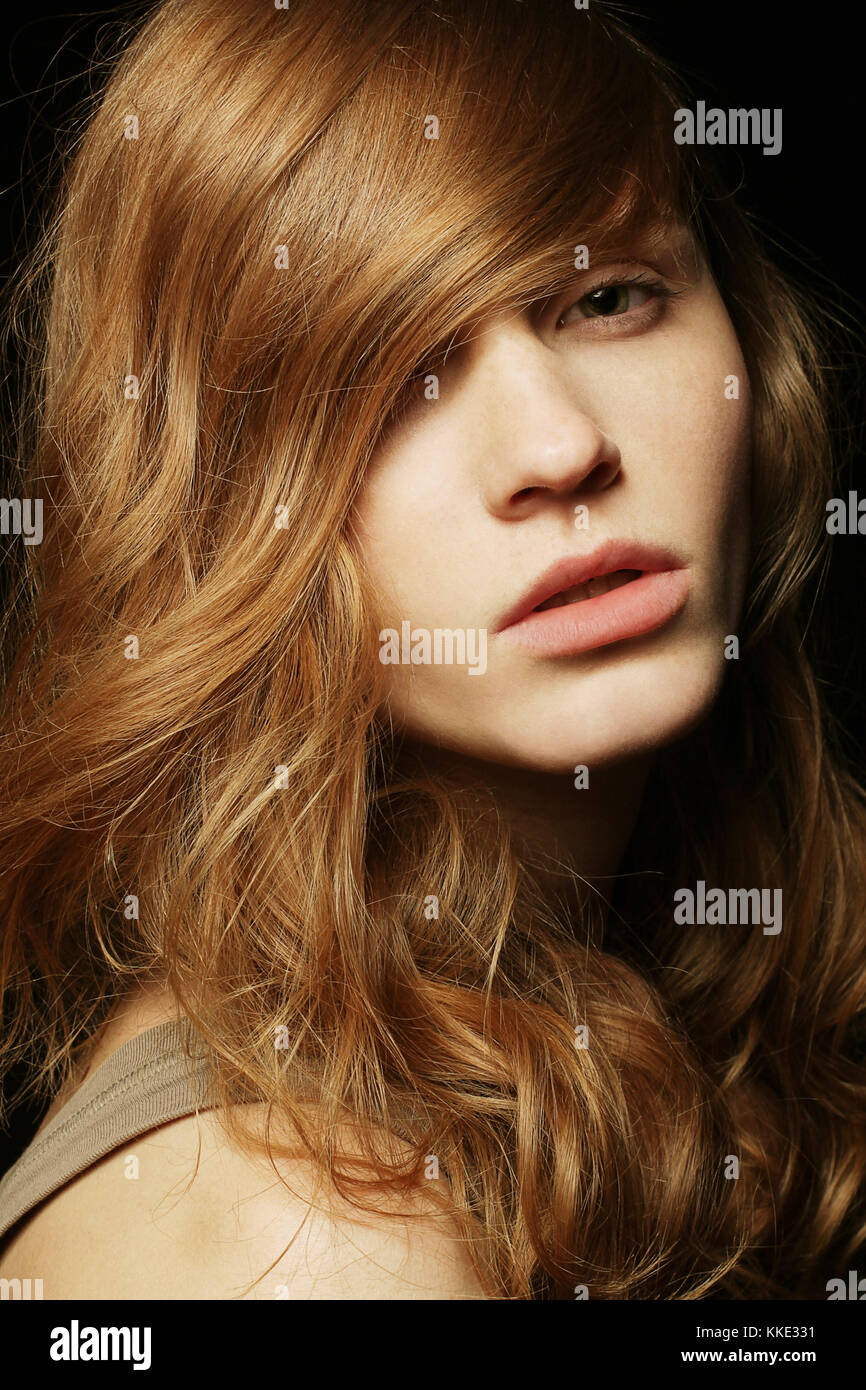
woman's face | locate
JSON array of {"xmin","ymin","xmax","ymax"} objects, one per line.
[{"xmin": 350, "ymin": 222, "xmax": 751, "ymax": 773}]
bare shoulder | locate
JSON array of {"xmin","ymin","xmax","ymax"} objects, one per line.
[{"xmin": 0, "ymin": 1104, "xmax": 489, "ymax": 1300}]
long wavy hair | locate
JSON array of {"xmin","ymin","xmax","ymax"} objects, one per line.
[{"xmin": 2, "ymin": 0, "xmax": 865, "ymax": 1300}]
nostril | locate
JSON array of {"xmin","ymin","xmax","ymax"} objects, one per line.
[{"xmin": 590, "ymin": 460, "xmax": 620, "ymax": 490}]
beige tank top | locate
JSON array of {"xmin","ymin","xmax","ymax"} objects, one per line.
[{"xmin": 0, "ymin": 1017, "xmax": 217, "ymax": 1248}]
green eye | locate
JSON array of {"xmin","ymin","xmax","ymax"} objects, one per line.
[
  {"xmin": 557, "ymin": 275, "xmax": 675, "ymax": 328},
  {"xmin": 580, "ymin": 285, "xmax": 634, "ymax": 317}
]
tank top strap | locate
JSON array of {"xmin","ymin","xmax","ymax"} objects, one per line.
[{"xmin": 0, "ymin": 1017, "xmax": 217, "ymax": 1245}]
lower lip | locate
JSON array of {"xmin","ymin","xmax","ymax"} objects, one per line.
[{"xmin": 497, "ymin": 569, "xmax": 691, "ymax": 657}]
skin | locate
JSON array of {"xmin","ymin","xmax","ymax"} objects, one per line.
[
  {"xmin": 351, "ymin": 222, "xmax": 752, "ymax": 881},
  {"xmin": 0, "ymin": 980, "xmax": 487, "ymax": 1298}
]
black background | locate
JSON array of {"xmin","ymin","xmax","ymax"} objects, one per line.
[{"xmin": 1, "ymin": 1, "xmax": 864, "ymax": 1170}]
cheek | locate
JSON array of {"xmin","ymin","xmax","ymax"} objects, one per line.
[
  {"xmin": 350, "ymin": 442, "xmax": 452, "ymax": 620},
  {"xmin": 611, "ymin": 317, "xmax": 751, "ymax": 535},
  {"xmin": 662, "ymin": 334, "xmax": 752, "ymax": 623},
  {"xmin": 350, "ymin": 451, "xmax": 421, "ymax": 609},
  {"xmin": 677, "ymin": 333, "xmax": 752, "ymax": 578},
  {"xmin": 352, "ymin": 398, "xmax": 481, "ymax": 619},
  {"xmin": 644, "ymin": 329, "xmax": 748, "ymax": 471},
  {"xmin": 587, "ymin": 314, "xmax": 751, "ymax": 634}
]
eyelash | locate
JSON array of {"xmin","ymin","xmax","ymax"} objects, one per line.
[
  {"xmin": 389, "ymin": 271, "xmax": 683, "ymax": 420},
  {"xmin": 556, "ymin": 271, "xmax": 684, "ymax": 329}
]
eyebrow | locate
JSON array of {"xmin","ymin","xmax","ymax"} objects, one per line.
[{"xmin": 614, "ymin": 216, "xmax": 697, "ymax": 262}]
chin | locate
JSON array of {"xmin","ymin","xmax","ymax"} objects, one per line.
[{"xmin": 416, "ymin": 638, "xmax": 731, "ymax": 775}]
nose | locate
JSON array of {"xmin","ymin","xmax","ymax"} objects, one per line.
[{"xmin": 471, "ymin": 324, "xmax": 621, "ymax": 518}]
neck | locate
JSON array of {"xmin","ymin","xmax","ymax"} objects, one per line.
[{"xmin": 397, "ymin": 741, "xmax": 653, "ymax": 901}]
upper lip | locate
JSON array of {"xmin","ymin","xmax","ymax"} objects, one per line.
[{"xmin": 494, "ymin": 539, "xmax": 687, "ymax": 633}]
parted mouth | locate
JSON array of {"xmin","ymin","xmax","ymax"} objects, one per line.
[
  {"xmin": 532, "ymin": 568, "xmax": 641, "ymax": 611},
  {"xmin": 494, "ymin": 540, "xmax": 686, "ymax": 633}
]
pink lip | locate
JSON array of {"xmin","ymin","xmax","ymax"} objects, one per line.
[{"xmin": 494, "ymin": 540, "xmax": 690, "ymax": 657}]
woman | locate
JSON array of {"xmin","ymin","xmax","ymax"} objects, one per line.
[{"xmin": 0, "ymin": 0, "xmax": 864, "ymax": 1300}]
